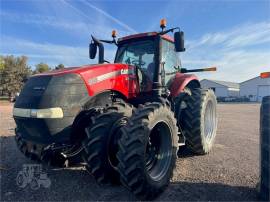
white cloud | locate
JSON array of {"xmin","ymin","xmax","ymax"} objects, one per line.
[
  {"xmin": 187, "ymin": 22, "xmax": 270, "ymax": 49},
  {"xmin": 0, "ymin": 11, "xmax": 130, "ymax": 39},
  {"xmin": 77, "ymin": 0, "xmax": 136, "ymax": 33},
  {"xmin": 0, "ymin": 36, "xmax": 117, "ymax": 67},
  {"xmin": 0, "ymin": 0, "xmax": 137, "ymax": 40},
  {"xmin": 182, "ymin": 21, "xmax": 270, "ymax": 82},
  {"xmin": 0, "ymin": 0, "xmax": 129, "ymax": 67}
]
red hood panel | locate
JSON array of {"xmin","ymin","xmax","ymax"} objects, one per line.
[
  {"xmin": 33, "ymin": 63, "xmax": 128, "ymax": 77},
  {"xmin": 32, "ymin": 63, "xmax": 135, "ymax": 98}
]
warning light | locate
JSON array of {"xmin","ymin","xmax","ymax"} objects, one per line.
[
  {"xmin": 112, "ymin": 30, "xmax": 117, "ymax": 38},
  {"xmin": 160, "ymin": 19, "xmax": 166, "ymax": 30},
  {"xmin": 260, "ymin": 72, "xmax": 270, "ymax": 78}
]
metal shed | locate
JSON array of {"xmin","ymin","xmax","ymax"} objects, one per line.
[
  {"xmin": 240, "ymin": 76, "xmax": 270, "ymax": 102},
  {"xmin": 200, "ymin": 79, "xmax": 240, "ymax": 98}
]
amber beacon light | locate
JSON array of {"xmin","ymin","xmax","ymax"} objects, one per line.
[
  {"xmin": 112, "ymin": 30, "xmax": 117, "ymax": 38},
  {"xmin": 260, "ymin": 72, "xmax": 270, "ymax": 78},
  {"xmin": 160, "ymin": 19, "xmax": 167, "ymax": 30}
]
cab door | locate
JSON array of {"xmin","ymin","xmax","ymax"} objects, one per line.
[{"xmin": 161, "ymin": 39, "xmax": 181, "ymax": 87}]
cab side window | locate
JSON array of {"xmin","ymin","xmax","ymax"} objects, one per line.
[{"xmin": 161, "ymin": 39, "xmax": 180, "ymax": 84}]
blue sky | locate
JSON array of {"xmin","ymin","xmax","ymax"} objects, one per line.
[{"xmin": 0, "ymin": 0, "xmax": 269, "ymax": 82}]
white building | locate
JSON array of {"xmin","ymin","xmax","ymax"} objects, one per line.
[
  {"xmin": 240, "ymin": 76, "xmax": 270, "ymax": 102},
  {"xmin": 200, "ymin": 79, "xmax": 240, "ymax": 97}
]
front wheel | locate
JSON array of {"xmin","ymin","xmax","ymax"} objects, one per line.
[
  {"xmin": 117, "ymin": 102, "xmax": 179, "ymax": 200},
  {"xmin": 82, "ymin": 101, "xmax": 132, "ymax": 184}
]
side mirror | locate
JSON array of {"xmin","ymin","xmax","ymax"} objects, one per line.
[
  {"xmin": 174, "ymin": 31, "xmax": 185, "ymax": 52},
  {"xmin": 89, "ymin": 42, "xmax": 97, "ymax": 59}
]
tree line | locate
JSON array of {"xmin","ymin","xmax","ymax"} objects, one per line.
[{"xmin": 0, "ymin": 55, "xmax": 65, "ymax": 96}]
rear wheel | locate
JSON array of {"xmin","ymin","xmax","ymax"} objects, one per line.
[
  {"xmin": 117, "ymin": 102, "xmax": 178, "ymax": 200},
  {"xmin": 179, "ymin": 88, "xmax": 217, "ymax": 154},
  {"xmin": 82, "ymin": 101, "xmax": 132, "ymax": 184},
  {"xmin": 259, "ymin": 96, "xmax": 270, "ymax": 201}
]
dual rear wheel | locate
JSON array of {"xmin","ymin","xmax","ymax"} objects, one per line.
[
  {"xmin": 117, "ymin": 102, "xmax": 179, "ymax": 200},
  {"xmin": 178, "ymin": 88, "xmax": 218, "ymax": 154},
  {"xmin": 82, "ymin": 100, "xmax": 179, "ymax": 199},
  {"xmin": 82, "ymin": 88, "xmax": 218, "ymax": 200}
]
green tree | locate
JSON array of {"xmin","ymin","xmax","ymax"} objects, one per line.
[
  {"xmin": 0, "ymin": 56, "xmax": 4, "ymax": 71},
  {"xmin": 55, "ymin": 63, "xmax": 65, "ymax": 70},
  {"xmin": 34, "ymin": 63, "xmax": 50, "ymax": 74},
  {"xmin": 0, "ymin": 55, "xmax": 32, "ymax": 96}
]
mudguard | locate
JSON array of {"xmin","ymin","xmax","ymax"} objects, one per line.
[{"xmin": 169, "ymin": 73, "xmax": 200, "ymax": 97}]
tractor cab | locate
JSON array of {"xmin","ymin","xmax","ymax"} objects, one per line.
[
  {"xmin": 114, "ymin": 32, "xmax": 182, "ymax": 91},
  {"xmin": 90, "ymin": 19, "xmax": 215, "ymax": 97},
  {"xmin": 90, "ymin": 19, "xmax": 185, "ymax": 96}
]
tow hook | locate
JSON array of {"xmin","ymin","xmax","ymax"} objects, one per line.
[{"xmin": 41, "ymin": 144, "xmax": 71, "ymax": 167}]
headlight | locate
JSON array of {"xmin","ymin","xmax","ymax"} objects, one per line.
[{"xmin": 13, "ymin": 107, "xmax": 63, "ymax": 119}]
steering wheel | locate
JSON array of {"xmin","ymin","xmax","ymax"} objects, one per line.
[{"xmin": 132, "ymin": 59, "xmax": 145, "ymax": 67}]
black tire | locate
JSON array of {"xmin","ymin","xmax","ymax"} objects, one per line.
[
  {"xmin": 15, "ymin": 132, "xmax": 41, "ymax": 162},
  {"xmin": 82, "ymin": 101, "xmax": 132, "ymax": 184},
  {"xmin": 117, "ymin": 102, "xmax": 179, "ymax": 200},
  {"xmin": 15, "ymin": 130, "xmax": 82, "ymax": 167},
  {"xmin": 259, "ymin": 96, "xmax": 270, "ymax": 201},
  {"xmin": 180, "ymin": 88, "xmax": 217, "ymax": 154},
  {"xmin": 15, "ymin": 133, "xmax": 68, "ymax": 167},
  {"xmin": 15, "ymin": 108, "xmax": 99, "ymax": 167}
]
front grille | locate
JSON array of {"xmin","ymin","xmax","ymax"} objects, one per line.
[
  {"xmin": 15, "ymin": 76, "xmax": 52, "ymax": 108},
  {"xmin": 14, "ymin": 73, "xmax": 89, "ymax": 144}
]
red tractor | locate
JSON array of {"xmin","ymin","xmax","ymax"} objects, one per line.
[{"xmin": 13, "ymin": 19, "xmax": 218, "ymax": 199}]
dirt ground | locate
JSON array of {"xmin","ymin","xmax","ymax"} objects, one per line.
[{"xmin": 0, "ymin": 102, "xmax": 260, "ymax": 201}]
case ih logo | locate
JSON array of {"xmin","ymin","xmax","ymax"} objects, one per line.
[{"xmin": 16, "ymin": 164, "xmax": 51, "ymax": 190}]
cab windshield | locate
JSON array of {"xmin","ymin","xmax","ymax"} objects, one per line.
[{"xmin": 115, "ymin": 39, "xmax": 156, "ymax": 80}]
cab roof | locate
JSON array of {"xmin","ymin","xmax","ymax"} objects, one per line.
[{"xmin": 118, "ymin": 32, "xmax": 174, "ymax": 43}]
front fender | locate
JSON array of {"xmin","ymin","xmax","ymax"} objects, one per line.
[{"xmin": 169, "ymin": 73, "xmax": 200, "ymax": 97}]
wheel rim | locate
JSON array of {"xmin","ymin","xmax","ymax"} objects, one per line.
[
  {"xmin": 204, "ymin": 100, "xmax": 216, "ymax": 140},
  {"xmin": 146, "ymin": 121, "xmax": 172, "ymax": 181}
]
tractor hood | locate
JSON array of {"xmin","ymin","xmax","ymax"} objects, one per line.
[
  {"xmin": 34, "ymin": 63, "xmax": 133, "ymax": 96},
  {"xmin": 15, "ymin": 62, "xmax": 134, "ymax": 111},
  {"xmin": 34, "ymin": 63, "xmax": 130, "ymax": 77},
  {"xmin": 13, "ymin": 63, "xmax": 133, "ymax": 144}
]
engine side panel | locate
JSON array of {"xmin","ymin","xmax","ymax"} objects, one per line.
[{"xmin": 78, "ymin": 64, "xmax": 139, "ymax": 99}]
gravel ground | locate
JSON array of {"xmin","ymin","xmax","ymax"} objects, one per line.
[{"xmin": 0, "ymin": 102, "xmax": 260, "ymax": 201}]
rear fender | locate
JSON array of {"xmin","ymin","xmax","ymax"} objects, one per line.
[{"xmin": 169, "ymin": 73, "xmax": 200, "ymax": 97}]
